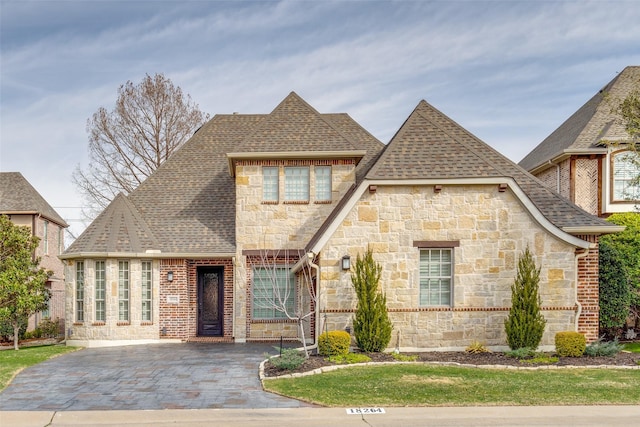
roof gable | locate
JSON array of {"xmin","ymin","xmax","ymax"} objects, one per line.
[
  {"xmin": 519, "ymin": 66, "xmax": 640, "ymax": 171},
  {"xmin": 0, "ymin": 172, "xmax": 68, "ymax": 227},
  {"xmin": 234, "ymin": 92, "xmax": 361, "ymax": 153},
  {"xmin": 66, "ymin": 193, "xmax": 159, "ymax": 254}
]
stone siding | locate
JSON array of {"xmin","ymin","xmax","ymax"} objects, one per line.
[
  {"xmin": 65, "ymin": 259, "xmax": 160, "ymax": 341},
  {"xmin": 319, "ymin": 184, "xmax": 583, "ymax": 350}
]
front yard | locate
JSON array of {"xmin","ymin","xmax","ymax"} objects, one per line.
[{"xmin": 263, "ymin": 363, "xmax": 640, "ymax": 406}]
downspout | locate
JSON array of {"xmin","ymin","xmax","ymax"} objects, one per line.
[
  {"xmin": 307, "ymin": 251, "xmax": 321, "ymax": 348},
  {"xmin": 574, "ymin": 247, "xmax": 590, "ymax": 331},
  {"xmin": 232, "ymin": 256, "xmax": 236, "ymax": 341}
]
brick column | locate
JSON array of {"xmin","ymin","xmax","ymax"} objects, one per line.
[{"xmin": 576, "ymin": 236, "xmax": 599, "ymax": 342}]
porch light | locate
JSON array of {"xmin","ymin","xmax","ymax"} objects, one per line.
[
  {"xmin": 167, "ymin": 271, "xmax": 174, "ymax": 282},
  {"xmin": 341, "ymin": 255, "xmax": 351, "ymax": 271}
]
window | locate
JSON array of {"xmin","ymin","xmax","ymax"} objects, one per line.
[
  {"xmin": 42, "ymin": 283, "xmax": 51, "ymax": 319},
  {"xmin": 284, "ymin": 167, "xmax": 309, "ymax": 201},
  {"xmin": 43, "ymin": 221, "xmax": 48, "ymax": 254},
  {"xmin": 315, "ymin": 166, "xmax": 332, "ymax": 201},
  {"xmin": 95, "ymin": 261, "xmax": 106, "ymax": 322},
  {"xmin": 419, "ymin": 249, "xmax": 453, "ymax": 306},
  {"xmin": 612, "ymin": 151, "xmax": 640, "ymax": 201},
  {"xmin": 263, "ymin": 167, "xmax": 279, "ymax": 202},
  {"xmin": 252, "ymin": 267, "xmax": 295, "ymax": 319},
  {"xmin": 76, "ymin": 261, "xmax": 84, "ymax": 322},
  {"xmin": 141, "ymin": 261, "xmax": 152, "ymax": 322},
  {"xmin": 118, "ymin": 261, "xmax": 129, "ymax": 321}
]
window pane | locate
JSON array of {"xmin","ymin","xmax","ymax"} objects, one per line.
[
  {"xmin": 419, "ymin": 249, "xmax": 453, "ymax": 306},
  {"xmin": 613, "ymin": 152, "xmax": 640, "ymax": 200},
  {"xmin": 95, "ymin": 261, "xmax": 106, "ymax": 322},
  {"xmin": 252, "ymin": 266, "xmax": 295, "ymax": 319},
  {"xmin": 284, "ymin": 167, "xmax": 309, "ymax": 201},
  {"xmin": 263, "ymin": 167, "xmax": 279, "ymax": 201},
  {"xmin": 118, "ymin": 261, "xmax": 129, "ymax": 321},
  {"xmin": 76, "ymin": 261, "xmax": 84, "ymax": 322},
  {"xmin": 315, "ymin": 166, "xmax": 331, "ymax": 201},
  {"xmin": 141, "ymin": 261, "xmax": 152, "ymax": 322}
]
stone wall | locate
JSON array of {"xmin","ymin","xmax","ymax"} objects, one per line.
[
  {"xmin": 318, "ymin": 184, "xmax": 583, "ymax": 350},
  {"xmin": 65, "ymin": 259, "xmax": 160, "ymax": 341}
]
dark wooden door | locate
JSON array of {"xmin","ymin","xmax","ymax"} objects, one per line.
[{"xmin": 197, "ymin": 267, "xmax": 223, "ymax": 336}]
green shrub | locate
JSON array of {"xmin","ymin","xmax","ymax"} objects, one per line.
[
  {"xmin": 584, "ymin": 338, "xmax": 624, "ymax": 357},
  {"xmin": 351, "ymin": 248, "xmax": 393, "ymax": 352},
  {"xmin": 0, "ymin": 316, "xmax": 28, "ymax": 342},
  {"xmin": 504, "ymin": 247, "xmax": 547, "ymax": 350},
  {"xmin": 602, "ymin": 213, "xmax": 640, "ymax": 326},
  {"xmin": 555, "ymin": 331, "xmax": 586, "ymax": 357},
  {"xmin": 327, "ymin": 353, "xmax": 372, "ymax": 364},
  {"xmin": 268, "ymin": 348, "xmax": 306, "ymax": 370},
  {"xmin": 505, "ymin": 347, "xmax": 535, "ymax": 359},
  {"xmin": 318, "ymin": 330, "xmax": 351, "ymax": 356},
  {"xmin": 38, "ymin": 318, "xmax": 62, "ymax": 338},
  {"xmin": 598, "ymin": 240, "xmax": 631, "ymax": 337}
]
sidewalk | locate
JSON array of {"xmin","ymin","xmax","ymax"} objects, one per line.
[{"xmin": 3, "ymin": 406, "xmax": 640, "ymax": 427}]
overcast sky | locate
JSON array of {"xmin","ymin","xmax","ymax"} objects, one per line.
[{"xmin": 1, "ymin": 0, "xmax": 640, "ymax": 239}]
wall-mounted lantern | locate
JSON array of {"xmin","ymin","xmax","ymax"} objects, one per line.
[
  {"xmin": 167, "ymin": 271, "xmax": 174, "ymax": 282},
  {"xmin": 341, "ymin": 255, "xmax": 351, "ymax": 271}
]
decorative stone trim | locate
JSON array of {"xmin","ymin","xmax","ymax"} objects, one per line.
[{"xmin": 321, "ymin": 306, "xmax": 577, "ymax": 313}]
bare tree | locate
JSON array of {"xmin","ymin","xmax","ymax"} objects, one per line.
[
  {"xmin": 247, "ymin": 249, "xmax": 318, "ymax": 357},
  {"xmin": 73, "ymin": 73, "xmax": 210, "ymax": 219}
]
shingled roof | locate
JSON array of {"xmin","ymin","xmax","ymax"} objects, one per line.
[
  {"xmin": 0, "ymin": 172, "xmax": 68, "ymax": 227},
  {"xmin": 519, "ymin": 66, "xmax": 640, "ymax": 172},
  {"xmin": 64, "ymin": 93, "xmax": 384, "ymax": 256},
  {"xmin": 367, "ymin": 100, "xmax": 614, "ymax": 230}
]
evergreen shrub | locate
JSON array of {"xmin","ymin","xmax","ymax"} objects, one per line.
[
  {"xmin": 555, "ymin": 331, "xmax": 586, "ymax": 357},
  {"xmin": 504, "ymin": 247, "xmax": 546, "ymax": 350},
  {"xmin": 318, "ymin": 330, "xmax": 351, "ymax": 356},
  {"xmin": 351, "ymin": 249, "xmax": 393, "ymax": 352}
]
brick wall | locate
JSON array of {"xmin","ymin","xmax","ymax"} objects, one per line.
[{"xmin": 575, "ymin": 235, "xmax": 600, "ymax": 342}]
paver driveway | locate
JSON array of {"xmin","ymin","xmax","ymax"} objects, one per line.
[{"xmin": 0, "ymin": 343, "xmax": 311, "ymax": 411}]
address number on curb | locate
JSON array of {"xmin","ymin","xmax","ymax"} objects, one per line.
[{"xmin": 346, "ymin": 408, "xmax": 386, "ymax": 415}]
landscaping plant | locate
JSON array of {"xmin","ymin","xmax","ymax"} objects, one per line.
[
  {"xmin": 351, "ymin": 248, "xmax": 393, "ymax": 352},
  {"xmin": 598, "ymin": 240, "xmax": 631, "ymax": 337},
  {"xmin": 555, "ymin": 331, "xmax": 586, "ymax": 357},
  {"xmin": 504, "ymin": 246, "xmax": 546, "ymax": 350},
  {"xmin": 318, "ymin": 330, "xmax": 350, "ymax": 357}
]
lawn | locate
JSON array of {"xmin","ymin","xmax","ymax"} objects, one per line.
[
  {"xmin": 624, "ymin": 342, "xmax": 640, "ymax": 353},
  {"xmin": 0, "ymin": 344, "xmax": 79, "ymax": 391},
  {"xmin": 263, "ymin": 364, "xmax": 640, "ymax": 407}
]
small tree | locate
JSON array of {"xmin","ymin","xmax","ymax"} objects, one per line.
[
  {"xmin": 351, "ymin": 248, "xmax": 392, "ymax": 352},
  {"xmin": 504, "ymin": 247, "xmax": 546, "ymax": 350},
  {"xmin": 0, "ymin": 215, "xmax": 51, "ymax": 350},
  {"xmin": 598, "ymin": 240, "xmax": 631, "ymax": 338},
  {"xmin": 248, "ymin": 249, "xmax": 317, "ymax": 357}
]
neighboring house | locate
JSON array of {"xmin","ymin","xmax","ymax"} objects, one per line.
[
  {"xmin": 60, "ymin": 93, "xmax": 621, "ymax": 350},
  {"xmin": 0, "ymin": 172, "xmax": 69, "ymax": 333},
  {"xmin": 519, "ymin": 66, "xmax": 640, "ymax": 216}
]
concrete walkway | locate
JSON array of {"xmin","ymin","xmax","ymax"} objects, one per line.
[{"xmin": 0, "ymin": 343, "xmax": 310, "ymax": 411}]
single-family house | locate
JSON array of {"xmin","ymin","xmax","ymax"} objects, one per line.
[
  {"xmin": 519, "ymin": 66, "xmax": 640, "ymax": 216},
  {"xmin": 61, "ymin": 93, "xmax": 621, "ymax": 350},
  {"xmin": 0, "ymin": 172, "xmax": 68, "ymax": 333}
]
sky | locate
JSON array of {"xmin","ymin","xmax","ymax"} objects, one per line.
[{"xmin": 1, "ymin": 0, "xmax": 640, "ymax": 241}]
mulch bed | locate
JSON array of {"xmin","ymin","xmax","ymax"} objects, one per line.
[{"xmin": 263, "ymin": 349, "xmax": 640, "ymax": 378}]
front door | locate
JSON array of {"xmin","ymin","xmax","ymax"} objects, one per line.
[{"xmin": 197, "ymin": 267, "xmax": 223, "ymax": 336}]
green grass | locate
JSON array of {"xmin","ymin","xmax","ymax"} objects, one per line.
[
  {"xmin": 624, "ymin": 342, "xmax": 640, "ymax": 353},
  {"xmin": 0, "ymin": 344, "xmax": 79, "ymax": 391},
  {"xmin": 264, "ymin": 364, "xmax": 640, "ymax": 406}
]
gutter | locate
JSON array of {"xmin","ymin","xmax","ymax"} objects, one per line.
[{"xmin": 59, "ymin": 251, "xmax": 237, "ymax": 260}]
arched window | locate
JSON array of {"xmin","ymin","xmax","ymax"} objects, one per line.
[{"xmin": 612, "ymin": 150, "xmax": 640, "ymax": 201}]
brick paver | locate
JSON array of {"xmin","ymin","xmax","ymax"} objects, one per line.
[{"xmin": 0, "ymin": 343, "xmax": 310, "ymax": 410}]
